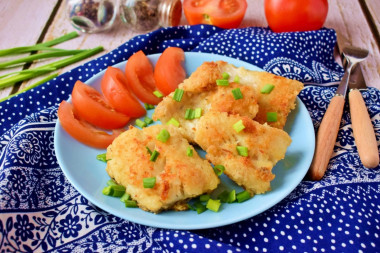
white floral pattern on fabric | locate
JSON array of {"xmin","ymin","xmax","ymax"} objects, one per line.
[{"xmin": 0, "ymin": 25, "xmax": 379, "ymax": 252}]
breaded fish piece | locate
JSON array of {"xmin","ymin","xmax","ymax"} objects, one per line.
[
  {"xmin": 216, "ymin": 61, "xmax": 304, "ymax": 129},
  {"xmin": 194, "ymin": 112, "xmax": 291, "ymax": 195},
  {"xmin": 105, "ymin": 125, "xmax": 219, "ymax": 213},
  {"xmin": 153, "ymin": 62, "xmax": 259, "ymax": 142}
]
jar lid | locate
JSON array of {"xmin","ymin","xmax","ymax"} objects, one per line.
[{"xmin": 159, "ymin": 0, "xmax": 182, "ymax": 27}]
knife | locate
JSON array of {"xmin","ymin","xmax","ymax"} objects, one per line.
[{"xmin": 347, "ymin": 63, "xmax": 379, "ymax": 168}]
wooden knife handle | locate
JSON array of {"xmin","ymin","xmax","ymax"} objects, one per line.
[
  {"xmin": 309, "ymin": 95, "xmax": 345, "ymax": 180},
  {"xmin": 349, "ymin": 89, "xmax": 379, "ymax": 168}
]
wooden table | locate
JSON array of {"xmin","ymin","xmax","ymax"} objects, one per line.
[{"xmin": 0, "ymin": 0, "xmax": 379, "ymax": 101}]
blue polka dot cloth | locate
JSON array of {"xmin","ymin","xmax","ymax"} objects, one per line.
[{"xmin": 0, "ymin": 25, "xmax": 379, "ymax": 252}]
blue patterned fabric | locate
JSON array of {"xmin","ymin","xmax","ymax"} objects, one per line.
[{"xmin": 0, "ymin": 25, "xmax": 379, "ymax": 252}]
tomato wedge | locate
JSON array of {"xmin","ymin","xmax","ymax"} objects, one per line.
[
  {"xmin": 154, "ymin": 47, "xmax": 186, "ymax": 96},
  {"xmin": 101, "ymin": 66, "xmax": 146, "ymax": 118},
  {"xmin": 71, "ymin": 80, "xmax": 130, "ymax": 130},
  {"xmin": 57, "ymin": 101, "xmax": 123, "ymax": 149},
  {"xmin": 125, "ymin": 50, "xmax": 161, "ymax": 105},
  {"xmin": 183, "ymin": 0, "xmax": 247, "ymax": 29}
]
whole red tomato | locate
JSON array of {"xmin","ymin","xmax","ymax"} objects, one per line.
[{"xmin": 265, "ymin": 0, "xmax": 328, "ymax": 32}]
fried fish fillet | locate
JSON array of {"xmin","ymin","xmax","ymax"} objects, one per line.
[
  {"xmin": 216, "ymin": 61, "xmax": 304, "ymax": 129},
  {"xmin": 105, "ymin": 125, "xmax": 219, "ymax": 213},
  {"xmin": 194, "ymin": 112, "xmax": 291, "ymax": 194},
  {"xmin": 153, "ymin": 62, "xmax": 259, "ymax": 142},
  {"xmin": 154, "ymin": 61, "xmax": 303, "ymax": 132}
]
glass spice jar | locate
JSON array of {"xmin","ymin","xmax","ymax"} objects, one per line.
[
  {"xmin": 119, "ymin": 0, "xmax": 182, "ymax": 32},
  {"xmin": 66, "ymin": 0, "xmax": 119, "ymax": 33}
]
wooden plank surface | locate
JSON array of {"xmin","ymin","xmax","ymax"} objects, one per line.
[{"xmin": 0, "ymin": 0, "xmax": 59, "ymax": 99}]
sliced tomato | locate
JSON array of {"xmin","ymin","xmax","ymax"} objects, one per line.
[
  {"xmin": 101, "ymin": 66, "xmax": 146, "ymax": 118},
  {"xmin": 125, "ymin": 50, "xmax": 161, "ymax": 105},
  {"xmin": 183, "ymin": 0, "xmax": 247, "ymax": 29},
  {"xmin": 57, "ymin": 101, "xmax": 123, "ymax": 149},
  {"xmin": 154, "ymin": 47, "xmax": 186, "ymax": 96},
  {"xmin": 71, "ymin": 80, "xmax": 130, "ymax": 130}
]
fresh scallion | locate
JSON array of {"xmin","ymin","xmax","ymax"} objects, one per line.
[
  {"xmin": 102, "ymin": 184, "xmax": 126, "ymax": 197},
  {"xmin": 153, "ymin": 90, "xmax": 163, "ymax": 98},
  {"xmin": 193, "ymin": 201, "xmax": 207, "ymax": 214},
  {"xmin": 194, "ymin": 108, "xmax": 202, "ymax": 118},
  {"xmin": 218, "ymin": 189, "xmax": 236, "ymax": 203},
  {"xmin": 125, "ymin": 200, "xmax": 138, "ymax": 208},
  {"xmin": 199, "ymin": 194, "xmax": 210, "ymax": 202},
  {"xmin": 149, "ymin": 150, "xmax": 159, "ymax": 162},
  {"xmin": 231, "ymin": 88, "xmax": 243, "ymax": 100},
  {"xmin": 96, "ymin": 153, "xmax": 108, "ymax": 162},
  {"xmin": 184, "ymin": 108, "xmax": 195, "ymax": 120},
  {"xmin": 146, "ymin": 146, "xmax": 153, "ymax": 155},
  {"xmin": 166, "ymin": 117, "xmax": 180, "ymax": 127},
  {"xmin": 266, "ymin": 112, "xmax": 278, "ymax": 122},
  {"xmin": 144, "ymin": 103, "xmax": 155, "ymax": 110},
  {"xmin": 233, "ymin": 120, "xmax": 245, "ymax": 133},
  {"xmin": 236, "ymin": 190, "xmax": 251, "ymax": 203},
  {"xmin": 143, "ymin": 177, "xmax": 156, "ymax": 188},
  {"xmin": 216, "ymin": 79, "xmax": 229, "ymax": 86},
  {"xmin": 260, "ymin": 84, "xmax": 275, "ymax": 94},
  {"xmin": 172, "ymin": 88, "xmax": 184, "ymax": 102},
  {"xmin": 236, "ymin": 146, "xmax": 249, "ymax": 157},
  {"xmin": 206, "ymin": 199, "xmax": 221, "ymax": 212},
  {"xmin": 213, "ymin": 164, "xmax": 225, "ymax": 176},
  {"xmin": 186, "ymin": 146, "xmax": 193, "ymax": 157},
  {"xmin": 222, "ymin": 72, "xmax": 230, "ymax": 80},
  {"xmin": 120, "ymin": 193, "xmax": 131, "ymax": 203},
  {"xmin": 234, "ymin": 75, "xmax": 240, "ymax": 83},
  {"xmin": 156, "ymin": 129, "xmax": 170, "ymax": 142},
  {"xmin": 144, "ymin": 116, "xmax": 153, "ymax": 125},
  {"xmin": 135, "ymin": 119, "xmax": 147, "ymax": 128}
]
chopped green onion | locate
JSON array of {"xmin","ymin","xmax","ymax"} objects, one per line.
[
  {"xmin": 194, "ymin": 201, "xmax": 207, "ymax": 214},
  {"xmin": 144, "ymin": 103, "xmax": 155, "ymax": 110},
  {"xmin": 156, "ymin": 129, "xmax": 170, "ymax": 143},
  {"xmin": 102, "ymin": 184, "xmax": 125, "ymax": 197},
  {"xmin": 236, "ymin": 191, "xmax": 251, "ymax": 203},
  {"xmin": 266, "ymin": 112, "xmax": 278, "ymax": 122},
  {"xmin": 153, "ymin": 90, "xmax": 163, "ymax": 98},
  {"xmin": 166, "ymin": 117, "xmax": 180, "ymax": 127},
  {"xmin": 146, "ymin": 146, "xmax": 153, "ymax": 155},
  {"xmin": 231, "ymin": 88, "xmax": 243, "ymax": 100},
  {"xmin": 218, "ymin": 189, "xmax": 236, "ymax": 203},
  {"xmin": 194, "ymin": 108, "xmax": 202, "ymax": 118},
  {"xmin": 143, "ymin": 177, "xmax": 156, "ymax": 188},
  {"xmin": 125, "ymin": 200, "xmax": 138, "ymax": 208},
  {"xmin": 234, "ymin": 75, "xmax": 240, "ymax": 83},
  {"xmin": 172, "ymin": 88, "xmax": 184, "ymax": 102},
  {"xmin": 216, "ymin": 79, "xmax": 229, "ymax": 86},
  {"xmin": 187, "ymin": 203, "xmax": 196, "ymax": 211},
  {"xmin": 199, "ymin": 194, "xmax": 210, "ymax": 202},
  {"xmin": 135, "ymin": 119, "xmax": 147, "ymax": 128},
  {"xmin": 149, "ymin": 150, "xmax": 159, "ymax": 162},
  {"xmin": 120, "ymin": 193, "xmax": 131, "ymax": 203},
  {"xmin": 213, "ymin": 164, "xmax": 225, "ymax": 176},
  {"xmin": 222, "ymin": 72, "xmax": 230, "ymax": 80},
  {"xmin": 233, "ymin": 120, "xmax": 245, "ymax": 133},
  {"xmin": 185, "ymin": 108, "xmax": 195, "ymax": 120},
  {"xmin": 96, "ymin": 153, "xmax": 107, "ymax": 162},
  {"xmin": 236, "ymin": 146, "xmax": 249, "ymax": 157},
  {"xmin": 260, "ymin": 84, "xmax": 275, "ymax": 94},
  {"xmin": 187, "ymin": 147, "xmax": 193, "ymax": 157},
  {"xmin": 106, "ymin": 179, "xmax": 118, "ymax": 186},
  {"xmin": 206, "ymin": 199, "xmax": 221, "ymax": 212},
  {"xmin": 144, "ymin": 116, "xmax": 153, "ymax": 125}
]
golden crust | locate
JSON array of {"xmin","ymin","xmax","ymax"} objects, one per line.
[
  {"xmin": 106, "ymin": 125, "xmax": 220, "ymax": 213},
  {"xmin": 194, "ymin": 112, "xmax": 292, "ymax": 195},
  {"xmin": 216, "ymin": 61, "xmax": 304, "ymax": 129}
]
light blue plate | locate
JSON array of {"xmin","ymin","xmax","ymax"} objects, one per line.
[{"xmin": 54, "ymin": 52, "xmax": 315, "ymax": 230}]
